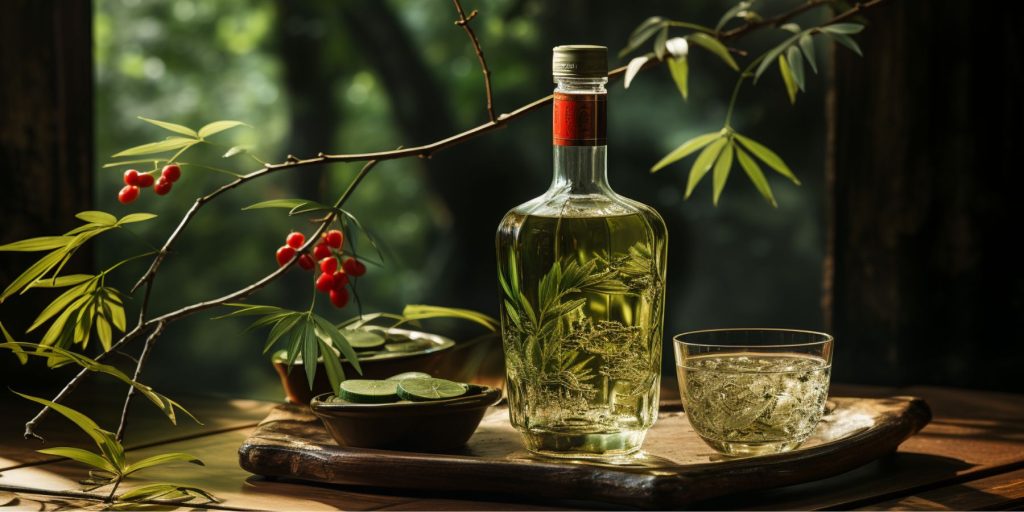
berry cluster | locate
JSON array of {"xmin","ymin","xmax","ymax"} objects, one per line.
[
  {"xmin": 118, "ymin": 164, "xmax": 182, "ymax": 204},
  {"xmin": 275, "ymin": 229, "xmax": 367, "ymax": 308}
]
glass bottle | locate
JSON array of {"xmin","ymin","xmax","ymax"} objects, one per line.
[{"xmin": 495, "ymin": 45, "xmax": 668, "ymax": 458}]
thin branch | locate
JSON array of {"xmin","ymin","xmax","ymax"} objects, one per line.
[
  {"xmin": 451, "ymin": 0, "xmax": 496, "ymax": 122},
  {"xmin": 720, "ymin": 0, "xmax": 881, "ymax": 40},
  {"xmin": 114, "ymin": 320, "xmax": 164, "ymax": 442}
]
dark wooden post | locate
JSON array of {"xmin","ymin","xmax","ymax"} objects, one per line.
[
  {"xmin": 824, "ymin": 1, "xmax": 1024, "ymax": 390},
  {"xmin": 0, "ymin": 1, "xmax": 93, "ymax": 377}
]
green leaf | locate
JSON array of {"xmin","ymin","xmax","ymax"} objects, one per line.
[
  {"xmin": 735, "ymin": 146, "xmax": 778, "ymax": 207},
  {"xmin": 117, "ymin": 483, "xmax": 219, "ymax": 505},
  {"xmin": 313, "ymin": 315, "xmax": 362, "ymax": 375},
  {"xmin": 0, "ymin": 248, "xmax": 66, "ymax": 303},
  {"xmin": 303, "ymin": 320, "xmax": 318, "ymax": 388},
  {"xmin": 137, "ymin": 117, "xmax": 197, "ymax": 138},
  {"xmin": 28, "ymin": 278, "xmax": 96, "ymax": 332},
  {"xmin": 39, "ymin": 297, "xmax": 85, "ymax": 348},
  {"xmin": 124, "ymin": 452, "xmax": 203, "ymax": 476},
  {"xmin": 734, "ymin": 133, "xmax": 801, "ymax": 184},
  {"xmin": 197, "ymin": 120, "xmax": 246, "ymax": 139},
  {"xmin": 29, "ymin": 274, "xmax": 93, "ymax": 288},
  {"xmin": 13, "ymin": 391, "xmax": 124, "ymax": 469},
  {"xmin": 787, "ymin": 46, "xmax": 805, "ymax": 92},
  {"xmin": 117, "ymin": 213, "xmax": 158, "ymax": 225},
  {"xmin": 112, "ymin": 138, "xmax": 197, "ymax": 158},
  {"xmin": 778, "ymin": 54, "xmax": 798, "ymax": 104},
  {"xmin": 217, "ymin": 304, "xmax": 285, "ymax": 318},
  {"xmin": 102, "ymin": 159, "xmax": 165, "ymax": 169},
  {"xmin": 821, "ymin": 22, "xmax": 864, "ymax": 34},
  {"xmin": 0, "ymin": 236, "xmax": 73, "ymax": 252},
  {"xmin": 799, "ymin": 33, "xmax": 818, "ymax": 74},
  {"xmin": 712, "ymin": 140, "xmax": 735, "ymax": 205},
  {"xmin": 1, "ymin": 322, "xmax": 27, "ymax": 364},
  {"xmin": 95, "ymin": 314, "xmax": 113, "ymax": 352},
  {"xmin": 688, "ymin": 33, "xmax": 739, "ymax": 71},
  {"xmin": 651, "ymin": 132, "xmax": 721, "ymax": 172},
  {"xmin": 667, "ymin": 56, "xmax": 689, "ymax": 101},
  {"xmin": 400, "ymin": 305, "xmax": 499, "ymax": 331},
  {"xmin": 619, "ymin": 16, "xmax": 665, "ymax": 58},
  {"xmin": 780, "ymin": 22, "xmax": 801, "ymax": 34},
  {"xmin": 108, "ymin": 299, "xmax": 127, "ymax": 332},
  {"xmin": 716, "ymin": 1, "xmax": 753, "ymax": 32},
  {"xmin": 263, "ymin": 314, "xmax": 300, "ymax": 354},
  {"xmin": 686, "ymin": 137, "xmax": 728, "ymax": 199},
  {"xmin": 754, "ymin": 32, "xmax": 802, "ymax": 82},
  {"xmin": 74, "ymin": 211, "xmax": 117, "ymax": 226},
  {"xmin": 222, "ymin": 145, "xmax": 248, "ymax": 158},
  {"xmin": 242, "ymin": 199, "xmax": 312, "ymax": 211},
  {"xmin": 37, "ymin": 447, "xmax": 118, "ymax": 474},
  {"xmin": 829, "ymin": 32, "xmax": 863, "ymax": 56},
  {"xmin": 654, "ymin": 26, "xmax": 668, "ymax": 60},
  {"xmin": 317, "ymin": 337, "xmax": 345, "ymax": 394}
]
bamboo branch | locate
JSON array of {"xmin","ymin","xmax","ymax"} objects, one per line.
[{"xmin": 114, "ymin": 320, "xmax": 163, "ymax": 442}]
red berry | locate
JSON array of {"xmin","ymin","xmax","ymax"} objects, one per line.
[
  {"xmin": 332, "ymin": 271, "xmax": 349, "ymax": 290},
  {"xmin": 123, "ymin": 169, "xmax": 140, "ymax": 186},
  {"xmin": 154, "ymin": 177, "xmax": 172, "ymax": 195},
  {"xmin": 320, "ymin": 257, "xmax": 338, "ymax": 274},
  {"xmin": 315, "ymin": 272, "xmax": 335, "ymax": 293},
  {"xmin": 342, "ymin": 257, "xmax": 366, "ymax": 277},
  {"xmin": 161, "ymin": 164, "xmax": 182, "ymax": 183},
  {"xmin": 297, "ymin": 254, "xmax": 315, "ymax": 270},
  {"xmin": 118, "ymin": 185, "xmax": 140, "ymax": 204},
  {"xmin": 276, "ymin": 246, "xmax": 295, "ymax": 266},
  {"xmin": 329, "ymin": 288, "xmax": 350, "ymax": 308},
  {"xmin": 313, "ymin": 242, "xmax": 332, "ymax": 261},
  {"xmin": 324, "ymin": 229, "xmax": 344, "ymax": 249},
  {"xmin": 136, "ymin": 173, "xmax": 155, "ymax": 188},
  {"xmin": 286, "ymin": 232, "xmax": 305, "ymax": 249}
]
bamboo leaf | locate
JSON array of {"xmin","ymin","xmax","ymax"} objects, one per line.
[
  {"xmin": 40, "ymin": 297, "xmax": 86, "ymax": 347},
  {"xmin": 0, "ymin": 236, "xmax": 73, "ymax": 252},
  {"xmin": 787, "ymin": 46, "xmax": 805, "ymax": 92},
  {"xmin": 736, "ymin": 146, "xmax": 778, "ymax": 207},
  {"xmin": 137, "ymin": 117, "xmax": 197, "ymax": 138},
  {"xmin": 313, "ymin": 315, "xmax": 362, "ymax": 375},
  {"xmin": 30, "ymin": 274, "xmax": 93, "ymax": 288},
  {"xmin": 734, "ymin": 133, "xmax": 801, "ymax": 184},
  {"xmin": 829, "ymin": 32, "xmax": 863, "ymax": 56},
  {"xmin": 95, "ymin": 314, "xmax": 113, "ymax": 352},
  {"xmin": 400, "ymin": 305, "xmax": 498, "ymax": 331},
  {"xmin": 1, "ymin": 322, "xmax": 27, "ymax": 364},
  {"xmin": 37, "ymin": 447, "xmax": 118, "ymax": 474},
  {"xmin": 778, "ymin": 54, "xmax": 798, "ymax": 104},
  {"xmin": 263, "ymin": 314, "xmax": 300, "ymax": 354},
  {"xmin": 620, "ymin": 16, "xmax": 665, "ymax": 58},
  {"xmin": 780, "ymin": 22, "xmax": 801, "ymax": 33},
  {"xmin": 222, "ymin": 145, "xmax": 248, "ymax": 158},
  {"xmin": 754, "ymin": 32, "xmax": 802, "ymax": 82},
  {"xmin": 685, "ymin": 137, "xmax": 728, "ymax": 198},
  {"xmin": 799, "ymin": 33, "xmax": 818, "ymax": 74},
  {"xmin": 108, "ymin": 300, "xmax": 127, "ymax": 332},
  {"xmin": 688, "ymin": 33, "xmax": 739, "ymax": 71},
  {"xmin": 317, "ymin": 337, "xmax": 345, "ymax": 394},
  {"xmin": 1, "ymin": 249, "xmax": 66, "ymax": 303},
  {"xmin": 651, "ymin": 132, "xmax": 721, "ymax": 172},
  {"xmin": 716, "ymin": 1, "xmax": 753, "ymax": 32},
  {"xmin": 242, "ymin": 199, "xmax": 313, "ymax": 211},
  {"xmin": 821, "ymin": 22, "xmax": 864, "ymax": 34},
  {"xmin": 712, "ymin": 140, "xmax": 735, "ymax": 205},
  {"xmin": 124, "ymin": 452, "xmax": 203, "ymax": 476},
  {"xmin": 28, "ymin": 279, "xmax": 96, "ymax": 332},
  {"xmin": 117, "ymin": 213, "xmax": 158, "ymax": 225},
  {"xmin": 654, "ymin": 26, "xmax": 668, "ymax": 60},
  {"xmin": 112, "ymin": 138, "xmax": 197, "ymax": 158},
  {"xmin": 667, "ymin": 56, "xmax": 689, "ymax": 101},
  {"xmin": 13, "ymin": 392, "xmax": 124, "ymax": 468},
  {"xmin": 197, "ymin": 120, "xmax": 247, "ymax": 139},
  {"xmin": 74, "ymin": 211, "xmax": 117, "ymax": 226},
  {"xmin": 303, "ymin": 320, "xmax": 318, "ymax": 388},
  {"xmin": 623, "ymin": 56, "xmax": 649, "ymax": 89}
]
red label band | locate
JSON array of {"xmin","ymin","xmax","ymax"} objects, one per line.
[{"xmin": 553, "ymin": 92, "xmax": 606, "ymax": 146}]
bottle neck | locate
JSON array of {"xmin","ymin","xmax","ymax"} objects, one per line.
[{"xmin": 551, "ymin": 77, "xmax": 609, "ymax": 194}]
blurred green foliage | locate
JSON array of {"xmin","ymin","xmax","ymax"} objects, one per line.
[{"xmin": 94, "ymin": 0, "xmax": 828, "ymax": 399}]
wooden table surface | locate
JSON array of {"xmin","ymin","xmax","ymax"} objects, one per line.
[{"xmin": 0, "ymin": 383, "xmax": 1022, "ymax": 510}]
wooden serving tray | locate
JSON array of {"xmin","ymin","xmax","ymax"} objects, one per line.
[{"xmin": 238, "ymin": 396, "xmax": 931, "ymax": 509}]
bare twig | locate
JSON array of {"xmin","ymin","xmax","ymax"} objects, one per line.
[
  {"xmin": 114, "ymin": 320, "xmax": 164, "ymax": 442},
  {"xmin": 451, "ymin": 0, "xmax": 496, "ymax": 122},
  {"xmin": 720, "ymin": 0, "xmax": 882, "ymax": 40}
]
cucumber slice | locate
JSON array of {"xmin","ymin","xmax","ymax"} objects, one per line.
[
  {"xmin": 385, "ymin": 339, "xmax": 435, "ymax": 353},
  {"xmin": 396, "ymin": 378, "xmax": 468, "ymax": 401},
  {"xmin": 343, "ymin": 329, "xmax": 387, "ymax": 350},
  {"xmin": 386, "ymin": 371, "xmax": 432, "ymax": 381},
  {"xmin": 336, "ymin": 379, "xmax": 400, "ymax": 403}
]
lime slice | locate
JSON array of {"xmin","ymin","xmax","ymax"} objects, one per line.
[
  {"xmin": 344, "ymin": 329, "xmax": 387, "ymax": 350},
  {"xmin": 386, "ymin": 371, "xmax": 432, "ymax": 381},
  {"xmin": 336, "ymin": 379, "xmax": 400, "ymax": 403},
  {"xmin": 396, "ymin": 378, "xmax": 468, "ymax": 401},
  {"xmin": 385, "ymin": 339, "xmax": 435, "ymax": 353}
]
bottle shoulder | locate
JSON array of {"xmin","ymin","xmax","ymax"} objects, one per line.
[{"xmin": 505, "ymin": 188, "xmax": 664, "ymax": 220}]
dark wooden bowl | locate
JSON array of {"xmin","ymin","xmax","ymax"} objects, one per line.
[
  {"xmin": 309, "ymin": 386, "xmax": 503, "ymax": 451},
  {"xmin": 273, "ymin": 327, "xmax": 455, "ymax": 405}
]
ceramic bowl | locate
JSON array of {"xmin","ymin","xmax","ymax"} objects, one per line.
[
  {"xmin": 273, "ymin": 327, "xmax": 455, "ymax": 404},
  {"xmin": 309, "ymin": 386, "xmax": 503, "ymax": 451}
]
